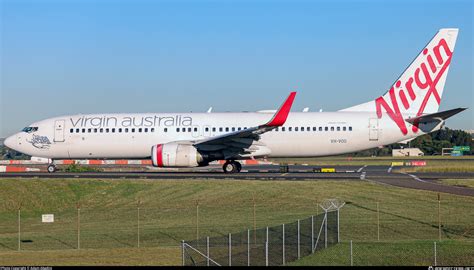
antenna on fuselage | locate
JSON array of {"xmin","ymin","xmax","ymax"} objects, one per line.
[{"xmin": 207, "ymin": 107, "xmax": 213, "ymax": 113}]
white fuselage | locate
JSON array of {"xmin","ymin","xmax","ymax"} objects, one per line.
[{"xmin": 5, "ymin": 111, "xmax": 429, "ymax": 160}]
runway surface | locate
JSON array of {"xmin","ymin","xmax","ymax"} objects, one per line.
[{"xmin": 1, "ymin": 164, "xmax": 473, "ymax": 197}]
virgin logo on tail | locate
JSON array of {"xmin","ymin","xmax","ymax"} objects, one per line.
[{"xmin": 375, "ymin": 38, "xmax": 453, "ymax": 135}]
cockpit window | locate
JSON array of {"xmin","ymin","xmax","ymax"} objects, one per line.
[{"xmin": 22, "ymin": 127, "xmax": 38, "ymax": 133}]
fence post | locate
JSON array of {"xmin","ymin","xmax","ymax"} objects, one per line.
[
  {"xmin": 266, "ymin": 227, "xmax": 269, "ymax": 266},
  {"xmin": 297, "ymin": 219, "xmax": 301, "ymax": 259},
  {"xmin": 228, "ymin": 233, "xmax": 232, "ymax": 266},
  {"xmin": 337, "ymin": 208, "xmax": 341, "ymax": 243},
  {"xmin": 77, "ymin": 204, "xmax": 81, "ymax": 250},
  {"xmin": 350, "ymin": 240, "xmax": 353, "ymax": 266},
  {"xmin": 438, "ymin": 194, "xmax": 441, "ymax": 241},
  {"xmin": 377, "ymin": 202, "xmax": 380, "ymax": 242},
  {"xmin": 311, "ymin": 215, "xmax": 314, "ymax": 251},
  {"xmin": 137, "ymin": 200, "xmax": 140, "ymax": 248},
  {"xmin": 18, "ymin": 207, "xmax": 21, "ymax": 252},
  {"xmin": 265, "ymin": 240, "xmax": 269, "ymax": 266},
  {"xmin": 325, "ymin": 211, "xmax": 328, "ymax": 248},
  {"xmin": 253, "ymin": 196, "xmax": 256, "ymax": 245},
  {"xmin": 434, "ymin": 241, "xmax": 437, "ymax": 266},
  {"xmin": 207, "ymin": 236, "xmax": 210, "ymax": 266},
  {"xmin": 196, "ymin": 201, "xmax": 199, "ymax": 240},
  {"xmin": 247, "ymin": 229, "xmax": 250, "ymax": 266},
  {"xmin": 181, "ymin": 240, "xmax": 185, "ymax": 266},
  {"xmin": 282, "ymin": 223, "xmax": 285, "ymax": 265}
]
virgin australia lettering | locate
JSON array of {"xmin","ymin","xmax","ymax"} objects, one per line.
[
  {"xmin": 70, "ymin": 115, "xmax": 193, "ymax": 128},
  {"xmin": 4, "ymin": 29, "xmax": 466, "ymax": 173}
]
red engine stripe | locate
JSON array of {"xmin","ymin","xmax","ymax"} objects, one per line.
[{"xmin": 157, "ymin": 144, "xmax": 164, "ymax": 167}]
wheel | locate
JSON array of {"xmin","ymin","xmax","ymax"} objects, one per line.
[
  {"xmin": 47, "ymin": 164, "xmax": 56, "ymax": 173},
  {"xmin": 235, "ymin": 161, "xmax": 242, "ymax": 172},
  {"xmin": 223, "ymin": 161, "xmax": 238, "ymax": 174}
]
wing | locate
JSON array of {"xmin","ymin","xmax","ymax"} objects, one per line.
[{"xmin": 194, "ymin": 92, "xmax": 296, "ymax": 159}]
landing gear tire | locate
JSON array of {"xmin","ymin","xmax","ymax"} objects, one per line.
[
  {"xmin": 235, "ymin": 162, "xmax": 242, "ymax": 172},
  {"xmin": 47, "ymin": 164, "xmax": 57, "ymax": 173},
  {"xmin": 223, "ymin": 161, "xmax": 241, "ymax": 173}
]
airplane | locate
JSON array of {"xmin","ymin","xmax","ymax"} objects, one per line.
[{"xmin": 4, "ymin": 28, "xmax": 466, "ymax": 173}]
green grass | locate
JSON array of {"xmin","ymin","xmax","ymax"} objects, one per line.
[
  {"xmin": 0, "ymin": 177, "xmax": 473, "ymax": 265},
  {"xmin": 438, "ymin": 179, "xmax": 474, "ymax": 188},
  {"xmin": 290, "ymin": 240, "xmax": 474, "ymax": 266},
  {"xmin": 400, "ymin": 165, "xmax": 474, "ymax": 173},
  {"xmin": 271, "ymin": 156, "xmax": 474, "ymax": 166},
  {"xmin": 0, "ymin": 246, "xmax": 180, "ymax": 266}
]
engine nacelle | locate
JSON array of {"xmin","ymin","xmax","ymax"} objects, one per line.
[{"xmin": 151, "ymin": 143, "xmax": 205, "ymax": 167}]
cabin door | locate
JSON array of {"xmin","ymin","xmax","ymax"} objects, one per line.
[
  {"xmin": 54, "ymin": 120, "xmax": 66, "ymax": 142},
  {"xmin": 369, "ymin": 118, "xmax": 379, "ymax": 141}
]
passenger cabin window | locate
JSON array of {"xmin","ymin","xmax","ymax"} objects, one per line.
[
  {"xmin": 282, "ymin": 127, "xmax": 286, "ymax": 132},
  {"xmin": 330, "ymin": 127, "xmax": 334, "ymax": 131},
  {"xmin": 205, "ymin": 127, "xmax": 209, "ymax": 132},
  {"xmin": 289, "ymin": 127, "xmax": 292, "ymax": 132},
  {"xmin": 313, "ymin": 127, "xmax": 317, "ymax": 131},
  {"xmin": 349, "ymin": 126, "xmax": 353, "ymax": 131},
  {"xmin": 176, "ymin": 128, "xmax": 180, "ymax": 132},
  {"xmin": 100, "ymin": 128, "xmax": 104, "ymax": 133},
  {"xmin": 164, "ymin": 128, "xmax": 167, "ymax": 132},
  {"xmin": 319, "ymin": 127, "xmax": 322, "ymax": 131},
  {"xmin": 188, "ymin": 127, "xmax": 191, "ymax": 132},
  {"xmin": 225, "ymin": 127, "xmax": 229, "ymax": 132},
  {"xmin": 232, "ymin": 127, "xmax": 235, "ymax": 132},
  {"xmin": 325, "ymin": 127, "xmax": 328, "ymax": 131},
  {"xmin": 337, "ymin": 127, "xmax": 340, "ymax": 131},
  {"xmin": 343, "ymin": 127, "xmax": 346, "ymax": 131},
  {"xmin": 138, "ymin": 128, "xmax": 142, "ymax": 133},
  {"xmin": 295, "ymin": 127, "xmax": 298, "ymax": 131},
  {"xmin": 194, "ymin": 127, "xmax": 198, "ymax": 132},
  {"xmin": 212, "ymin": 127, "xmax": 216, "ymax": 132},
  {"xmin": 131, "ymin": 128, "xmax": 135, "ymax": 133},
  {"xmin": 70, "ymin": 128, "xmax": 74, "ymax": 133},
  {"xmin": 88, "ymin": 128, "xmax": 92, "ymax": 133},
  {"xmin": 219, "ymin": 127, "xmax": 223, "ymax": 132}
]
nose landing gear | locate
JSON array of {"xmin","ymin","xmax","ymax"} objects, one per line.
[
  {"xmin": 47, "ymin": 163, "xmax": 57, "ymax": 173},
  {"xmin": 223, "ymin": 160, "xmax": 242, "ymax": 173}
]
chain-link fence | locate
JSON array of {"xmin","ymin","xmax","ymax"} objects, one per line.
[
  {"xmin": 182, "ymin": 207, "xmax": 341, "ymax": 266},
  {"xmin": 0, "ymin": 199, "xmax": 472, "ymax": 266}
]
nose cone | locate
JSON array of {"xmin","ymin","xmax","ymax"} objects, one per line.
[{"xmin": 4, "ymin": 135, "xmax": 16, "ymax": 150}]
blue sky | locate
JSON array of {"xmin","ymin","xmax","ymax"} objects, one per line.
[{"xmin": 1, "ymin": 0, "xmax": 473, "ymax": 137}]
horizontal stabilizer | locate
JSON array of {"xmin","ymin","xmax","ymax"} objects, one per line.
[{"xmin": 405, "ymin": 107, "xmax": 467, "ymax": 124}]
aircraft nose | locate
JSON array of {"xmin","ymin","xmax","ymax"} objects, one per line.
[{"xmin": 4, "ymin": 135, "xmax": 16, "ymax": 150}]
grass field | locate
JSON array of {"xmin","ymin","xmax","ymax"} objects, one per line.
[
  {"xmin": 0, "ymin": 177, "xmax": 473, "ymax": 265},
  {"xmin": 270, "ymin": 156, "xmax": 474, "ymax": 166},
  {"xmin": 290, "ymin": 240, "xmax": 474, "ymax": 266},
  {"xmin": 438, "ymin": 179, "xmax": 474, "ymax": 189}
]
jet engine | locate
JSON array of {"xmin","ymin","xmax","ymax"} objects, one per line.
[{"xmin": 151, "ymin": 142, "xmax": 206, "ymax": 167}]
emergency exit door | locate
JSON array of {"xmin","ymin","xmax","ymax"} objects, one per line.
[{"xmin": 369, "ymin": 118, "xmax": 379, "ymax": 141}]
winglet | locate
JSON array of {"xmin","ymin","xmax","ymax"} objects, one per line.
[{"xmin": 265, "ymin": 92, "xmax": 297, "ymax": 126}]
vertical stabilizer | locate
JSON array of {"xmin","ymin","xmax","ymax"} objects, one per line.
[{"xmin": 341, "ymin": 28, "xmax": 459, "ymax": 135}]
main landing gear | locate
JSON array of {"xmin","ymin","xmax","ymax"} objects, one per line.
[
  {"xmin": 223, "ymin": 160, "xmax": 242, "ymax": 174},
  {"xmin": 47, "ymin": 163, "xmax": 57, "ymax": 173}
]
